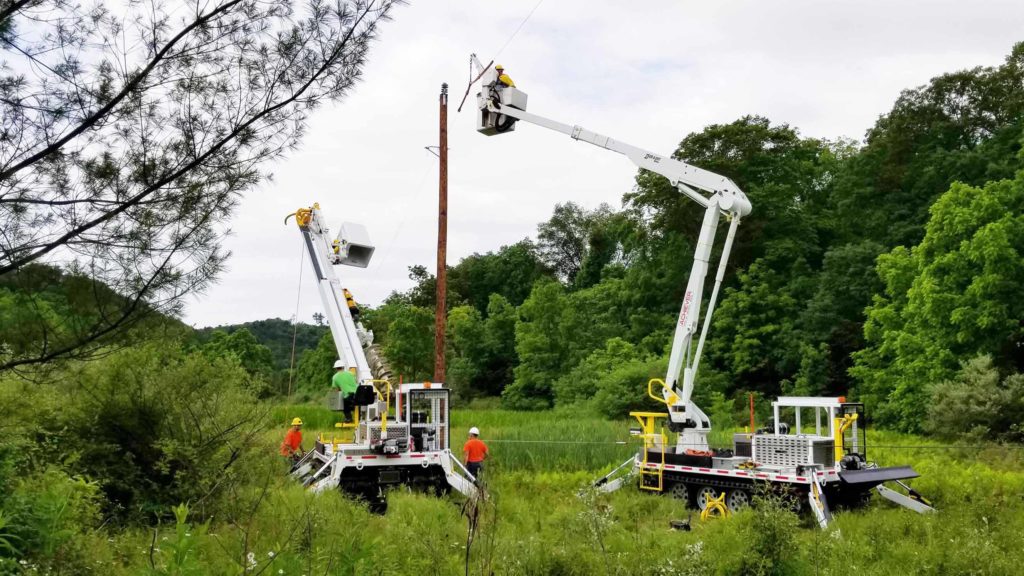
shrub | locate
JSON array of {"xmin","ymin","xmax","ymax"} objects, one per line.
[
  {"xmin": 0, "ymin": 467, "xmax": 102, "ymax": 571},
  {"xmin": 592, "ymin": 356, "xmax": 668, "ymax": 418},
  {"xmin": 60, "ymin": 344, "xmax": 268, "ymax": 523},
  {"xmin": 926, "ymin": 355, "xmax": 1024, "ymax": 441},
  {"xmin": 553, "ymin": 338, "xmax": 640, "ymax": 406},
  {"xmin": 737, "ymin": 486, "xmax": 802, "ymax": 576}
]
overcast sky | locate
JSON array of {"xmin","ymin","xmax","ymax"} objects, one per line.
[{"xmin": 184, "ymin": 0, "xmax": 1024, "ymax": 328}]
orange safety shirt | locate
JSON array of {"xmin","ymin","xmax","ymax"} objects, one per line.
[
  {"xmin": 280, "ymin": 428, "xmax": 303, "ymax": 456},
  {"xmin": 463, "ymin": 438, "xmax": 488, "ymax": 463}
]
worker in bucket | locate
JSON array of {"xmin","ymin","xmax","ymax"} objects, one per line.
[
  {"xmin": 280, "ymin": 417, "xmax": 304, "ymax": 462},
  {"xmin": 495, "ymin": 64, "xmax": 515, "ymax": 88},
  {"xmin": 331, "ymin": 360, "xmax": 358, "ymax": 419},
  {"xmin": 463, "ymin": 427, "xmax": 489, "ymax": 482}
]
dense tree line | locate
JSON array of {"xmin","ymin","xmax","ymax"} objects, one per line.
[
  {"xmin": 362, "ymin": 44, "xmax": 1024, "ymax": 436},
  {"xmin": 196, "ymin": 318, "xmax": 328, "ymax": 370}
]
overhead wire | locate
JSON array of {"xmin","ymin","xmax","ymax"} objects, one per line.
[
  {"xmin": 492, "ymin": 0, "xmax": 546, "ymax": 60},
  {"xmin": 456, "ymin": 0, "xmax": 544, "ymax": 113}
]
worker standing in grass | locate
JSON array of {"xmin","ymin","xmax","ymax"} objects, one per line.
[
  {"xmin": 331, "ymin": 360, "xmax": 358, "ymax": 418},
  {"xmin": 280, "ymin": 418, "xmax": 304, "ymax": 462},
  {"xmin": 463, "ymin": 427, "xmax": 489, "ymax": 482}
]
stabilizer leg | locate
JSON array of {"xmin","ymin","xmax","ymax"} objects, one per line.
[
  {"xmin": 876, "ymin": 482, "xmax": 936, "ymax": 514},
  {"xmin": 593, "ymin": 455, "xmax": 638, "ymax": 494},
  {"xmin": 808, "ymin": 474, "xmax": 832, "ymax": 529}
]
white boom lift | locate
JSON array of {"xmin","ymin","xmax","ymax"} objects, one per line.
[
  {"xmin": 472, "ymin": 58, "xmax": 934, "ymax": 527},
  {"xmin": 284, "ymin": 204, "xmax": 478, "ymax": 512}
]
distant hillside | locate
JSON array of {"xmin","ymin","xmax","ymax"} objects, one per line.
[
  {"xmin": 1, "ymin": 263, "xmax": 191, "ymax": 370},
  {"xmin": 195, "ymin": 318, "xmax": 328, "ymax": 369}
]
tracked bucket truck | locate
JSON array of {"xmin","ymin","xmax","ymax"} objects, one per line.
[
  {"xmin": 284, "ymin": 204, "xmax": 478, "ymax": 512},
  {"xmin": 471, "ymin": 58, "xmax": 934, "ymax": 527}
]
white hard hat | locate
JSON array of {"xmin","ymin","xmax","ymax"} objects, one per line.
[
  {"xmin": 469, "ymin": 427, "xmax": 480, "ymax": 436},
  {"xmin": 333, "ymin": 360, "xmax": 345, "ymax": 369}
]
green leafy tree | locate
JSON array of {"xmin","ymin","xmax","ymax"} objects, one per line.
[
  {"xmin": 202, "ymin": 328, "xmax": 275, "ymax": 380},
  {"xmin": 793, "ymin": 241, "xmax": 886, "ymax": 395},
  {"xmin": 446, "ymin": 305, "xmax": 486, "ymax": 399},
  {"xmin": 536, "ymin": 202, "xmax": 615, "ymax": 285},
  {"xmin": 196, "ymin": 318, "xmax": 326, "ymax": 370},
  {"xmin": 294, "ymin": 331, "xmax": 338, "ymax": 399},
  {"xmin": 852, "ymin": 174, "xmax": 1024, "ymax": 430},
  {"xmin": 506, "ymin": 281, "xmax": 568, "ymax": 409},
  {"xmin": 625, "ymin": 116, "xmax": 838, "ymax": 272},
  {"xmin": 832, "ymin": 43, "xmax": 1024, "ymax": 248},
  {"xmin": 444, "ymin": 294, "xmax": 520, "ymax": 398},
  {"xmin": 572, "ymin": 211, "xmax": 625, "ymax": 290},
  {"xmin": 453, "ymin": 240, "xmax": 552, "ymax": 314},
  {"xmin": 0, "ymin": 264, "xmax": 188, "ymax": 370},
  {"xmin": 384, "ymin": 305, "xmax": 435, "ymax": 382},
  {"xmin": 592, "ymin": 356, "xmax": 668, "ymax": 419},
  {"xmin": 554, "ymin": 337, "xmax": 640, "ymax": 406},
  {"xmin": 708, "ymin": 256, "xmax": 815, "ymax": 395},
  {"xmin": 479, "ymin": 294, "xmax": 519, "ymax": 394}
]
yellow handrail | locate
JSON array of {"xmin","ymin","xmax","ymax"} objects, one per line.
[
  {"xmin": 631, "ymin": 411, "xmax": 668, "ymax": 491},
  {"xmin": 647, "ymin": 378, "xmax": 680, "ymax": 407}
]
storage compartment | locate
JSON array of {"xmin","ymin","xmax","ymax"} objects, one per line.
[{"xmin": 733, "ymin": 433, "xmax": 752, "ymax": 457}]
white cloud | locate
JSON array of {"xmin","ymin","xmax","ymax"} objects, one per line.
[{"xmin": 184, "ymin": 0, "xmax": 1024, "ymax": 327}]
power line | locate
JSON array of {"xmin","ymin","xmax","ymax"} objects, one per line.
[{"xmin": 492, "ymin": 0, "xmax": 545, "ymax": 60}]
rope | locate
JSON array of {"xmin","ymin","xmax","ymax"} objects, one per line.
[
  {"xmin": 492, "ymin": 0, "xmax": 545, "ymax": 60},
  {"xmin": 286, "ymin": 237, "xmax": 305, "ymax": 402}
]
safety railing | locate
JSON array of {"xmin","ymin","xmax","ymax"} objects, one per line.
[
  {"xmin": 630, "ymin": 411, "xmax": 668, "ymax": 492},
  {"xmin": 647, "ymin": 378, "xmax": 680, "ymax": 408}
]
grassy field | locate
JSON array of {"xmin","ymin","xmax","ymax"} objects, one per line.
[{"xmin": 75, "ymin": 404, "xmax": 1024, "ymax": 575}]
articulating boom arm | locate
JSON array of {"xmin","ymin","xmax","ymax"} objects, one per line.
[
  {"xmin": 288, "ymin": 204, "xmax": 376, "ymax": 383},
  {"xmin": 475, "ymin": 69, "xmax": 751, "ymax": 449}
]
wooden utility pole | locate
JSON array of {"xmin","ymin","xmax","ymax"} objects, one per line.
[{"xmin": 433, "ymin": 83, "xmax": 449, "ymax": 383}]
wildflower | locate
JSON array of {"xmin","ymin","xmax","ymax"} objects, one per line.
[{"xmin": 268, "ymin": 551, "xmax": 276, "ymax": 558}]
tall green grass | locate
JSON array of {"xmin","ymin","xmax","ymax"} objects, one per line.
[
  {"xmin": 41, "ymin": 401, "xmax": 1024, "ymax": 575},
  {"xmin": 271, "ymin": 402, "xmax": 738, "ymax": 471}
]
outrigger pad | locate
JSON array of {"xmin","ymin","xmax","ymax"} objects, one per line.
[{"xmin": 839, "ymin": 465, "xmax": 919, "ymax": 487}]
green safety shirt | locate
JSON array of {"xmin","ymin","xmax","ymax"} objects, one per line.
[{"xmin": 331, "ymin": 370, "xmax": 358, "ymax": 397}]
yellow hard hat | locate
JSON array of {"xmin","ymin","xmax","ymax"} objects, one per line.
[
  {"xmin": 291, "ymin": 417, "xmax": 303, "ymax": 426},
  {"xmin": 495, "ymin": 64, "xmax": 504, "ymax": 70}
]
